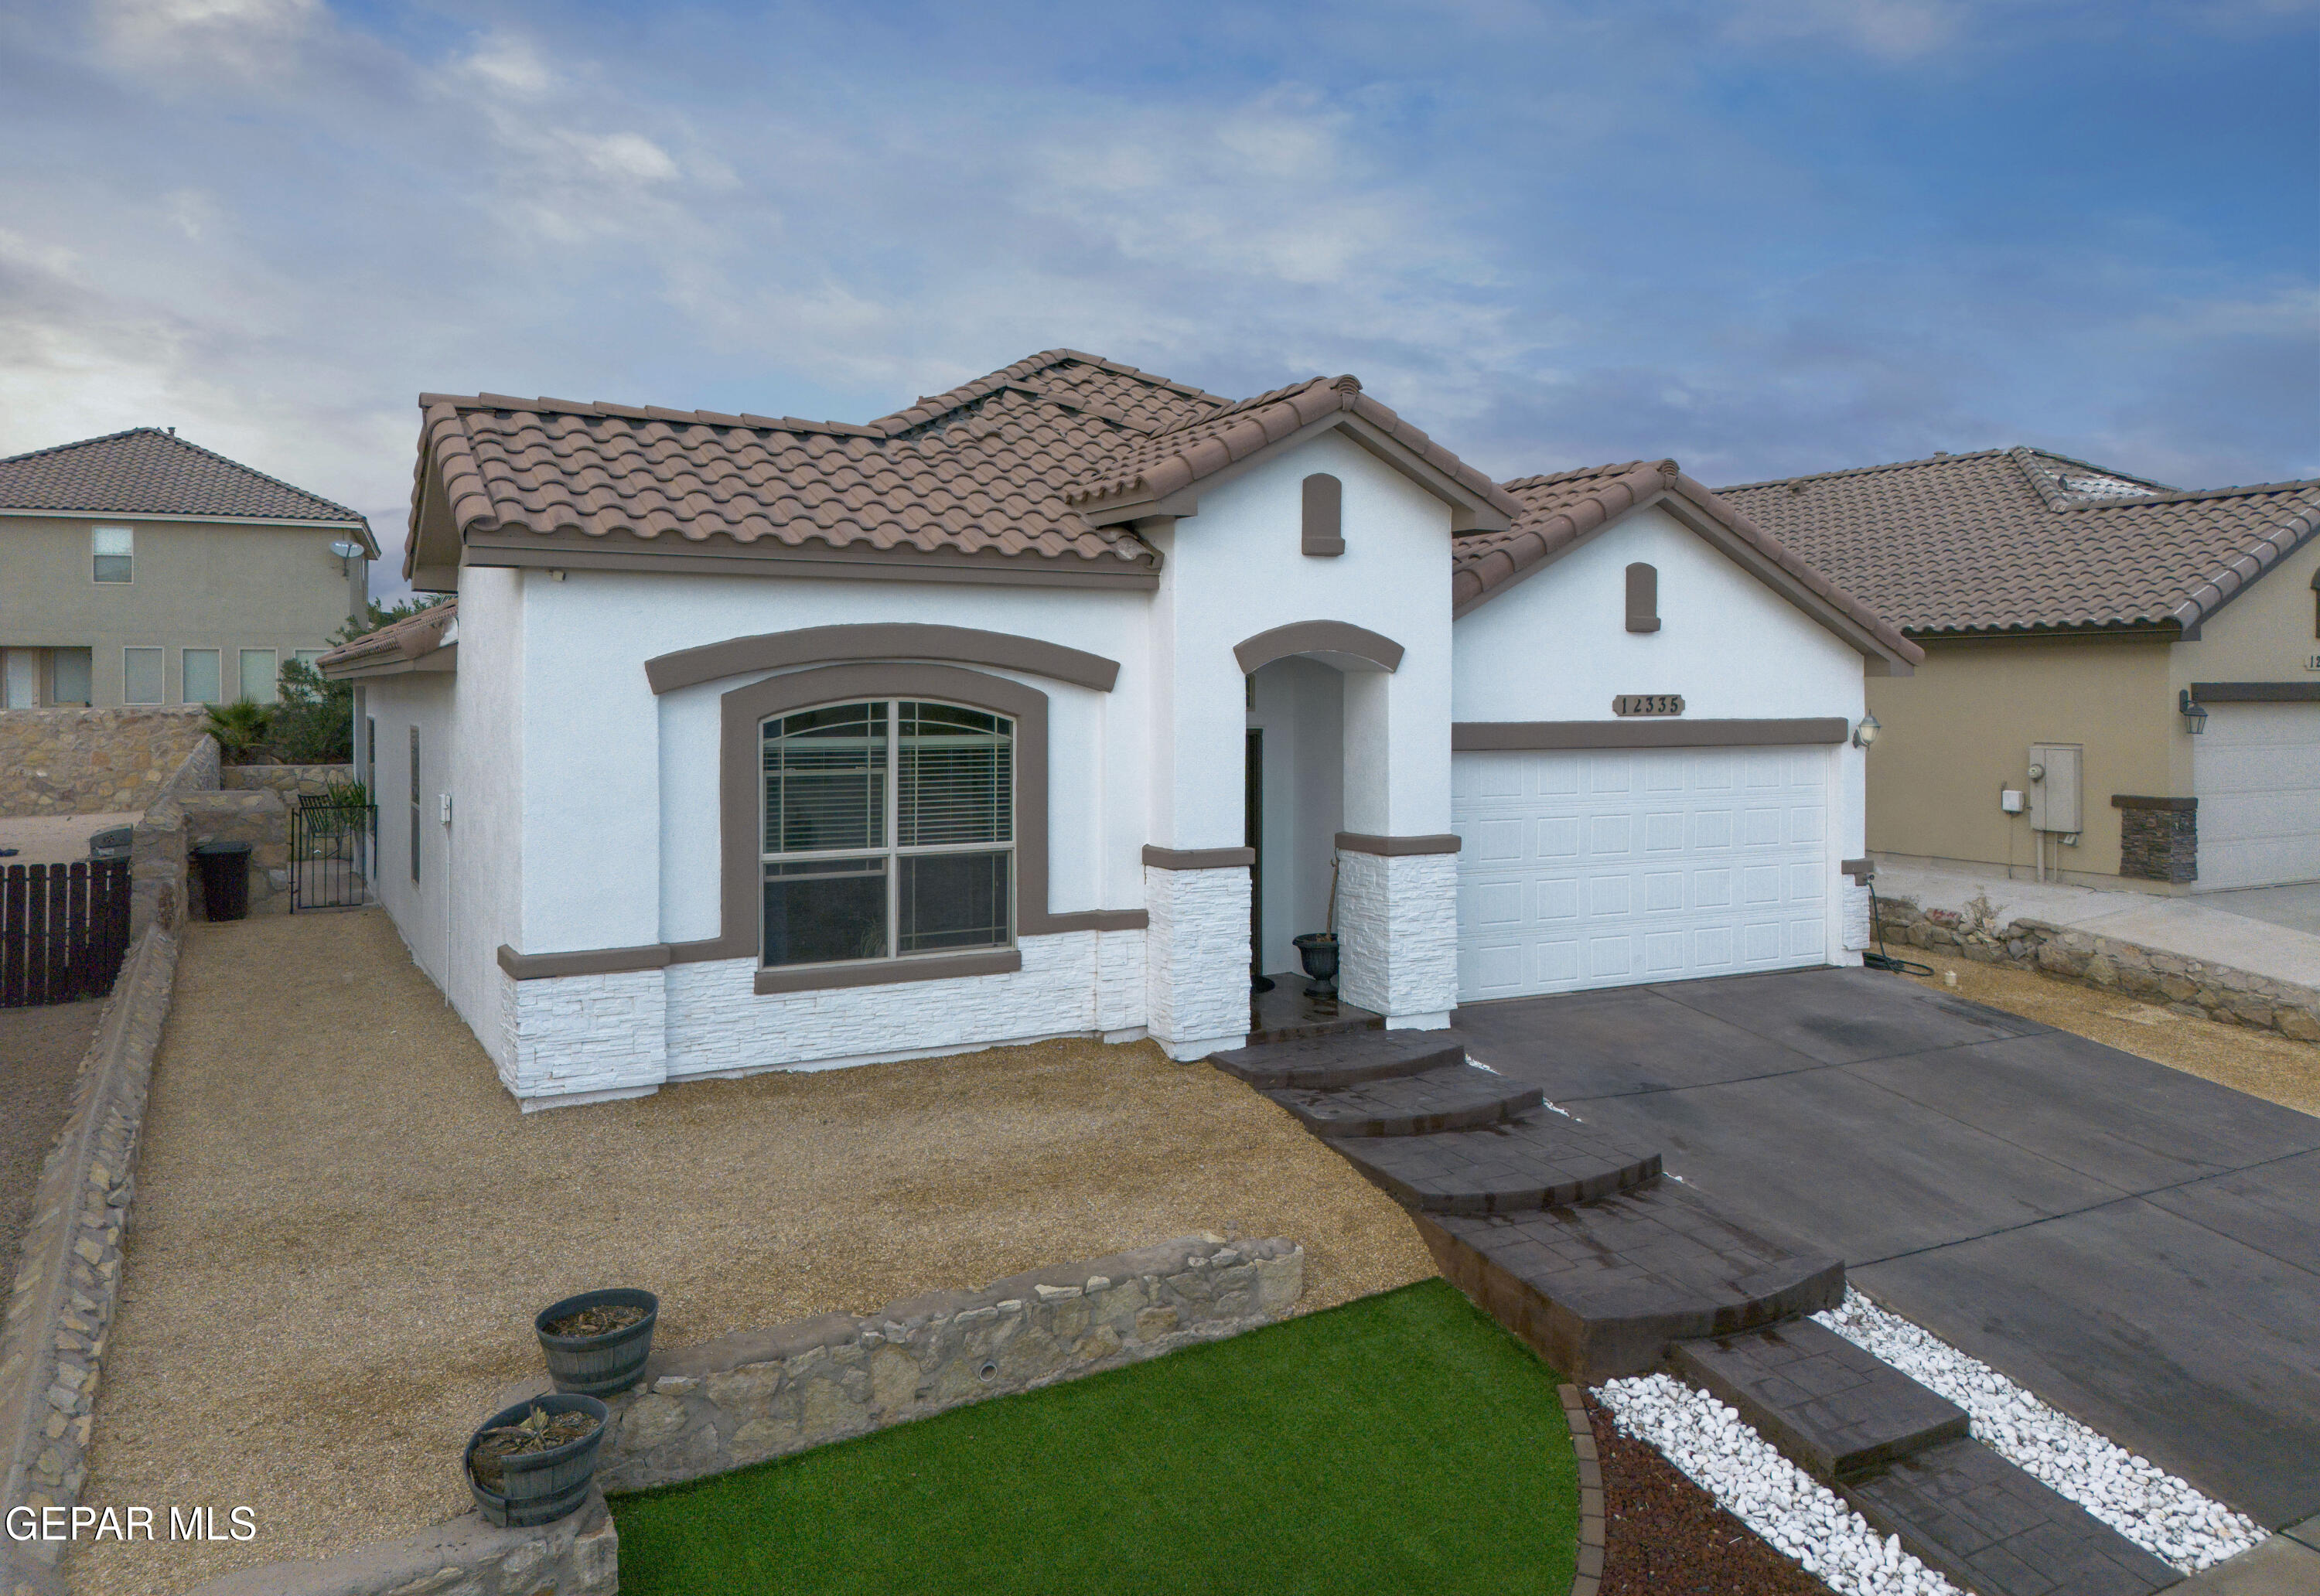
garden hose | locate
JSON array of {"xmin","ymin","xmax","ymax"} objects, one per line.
[{"xmin": 1861, "ymin": 882, "xmax": 1936, "ymax": 977}]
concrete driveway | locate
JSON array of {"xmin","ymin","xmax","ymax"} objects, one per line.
[{"xmin": 1455, "ymin": 967, "xmax": 2320, "ymax": 1530}]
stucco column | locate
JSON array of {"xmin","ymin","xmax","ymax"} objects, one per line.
[
  {"xmin": 1333, "ymin": 836, "xmax": 1459, "ymax": 1029},
  {"xmin": 1142, "ymin": 850, "xmax": 1252, "ymax": 1061}
]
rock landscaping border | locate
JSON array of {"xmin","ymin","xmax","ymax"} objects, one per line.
[
  {"xmin": 1561, "ymin": 1383, "xmax": 1605, "ymax": 1596},
  {"xmin": 162, "ymin": 1237, "xmax": 1304, "ymax": 1596},
  {"xmin": 1873, "ymin": 893, "xmax": 2320, "ymax": 1043},
  {"xmin": 1, "ymin": 926, "xmax": 179, "ymax": 1596}
]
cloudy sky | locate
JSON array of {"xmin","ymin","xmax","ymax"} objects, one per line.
[{"xmin": 2, "ymin": 0, "xmax": 2313, "ymax": 592}]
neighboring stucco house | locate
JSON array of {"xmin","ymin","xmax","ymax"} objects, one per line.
[
  {"xmin": 323, "ymin": 351, "xmax": 1917, "ymax": 1110},
  {"xmin": 1721, "ymin": 448, "xmax": 2320, "ymax": 892},
  {"xmin": 0, "ymin": 427, "xmax": 376, "ymax": 709}
]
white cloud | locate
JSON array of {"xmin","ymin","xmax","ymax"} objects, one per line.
[
  {"xmin": 1719, "ymin": 0, "xmax": 1970, "ymax": 60},
  {"xmin": 90, "ymin": 0, "xmax": 321, "ymax": 77}
]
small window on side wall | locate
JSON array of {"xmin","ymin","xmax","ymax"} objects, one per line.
[
  {"xmin": 93, "ymin": 526, "xmax": 132, "ymax": 583},
  {"xmin": 1302, "ymin": 474, "xmax": 1344, "ymax": 556},
  {"xmin": 1626, "ymin": 562, "xmax": 1660, "ymax": 633}
]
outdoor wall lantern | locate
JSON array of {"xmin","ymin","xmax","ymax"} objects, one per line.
[
  {"xmin": 2179, "ymin": 690, "xmax": 2208, "ymax": 734},
  {"xmin": 1852, "ymin": 714, "xmax": 1881, "ymax": 749}
]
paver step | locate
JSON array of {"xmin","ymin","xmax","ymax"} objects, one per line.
[
  {"xmin": 1335, "ymin": 1111, "xmax": 1661, "ymax": 1213},
  {"xmin": 1419, "ymin": 1183, "xmax": 1845, "ymax": 1385},
  {"xmin": 1842, "ymin": 1437, "xmax": 2182, "ymax": 1596},
  {"xmin": 1267, "ymin": 1064, "xmax": 1543, "ymax": 1137},
  {"xmin": 1669, "ymin": 1318, "xmax": 1969, "ymax": 1483},
  {"xmin": 1209, "ymin": 1028, "xmax": 1465, "ymax": 1090}
]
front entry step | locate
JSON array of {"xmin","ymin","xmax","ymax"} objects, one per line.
[
  {"xmin": 1669, "ymin": 1318, "xmax": 1968, "ymax": 1483},
  {"xmin": 1418, "ymin": 1184, "xmax": 1844, "ymax": 1386},
  {"xmin": 1267, "ymin": 1064, "xmax": 1544, "ymax": 1137},
  {"xmin": 1843, "ymin": 1438, "xmax": 2183, "ymax": 1596},
  {"xmin": 1209, "ymin": 1028, "xmax": 1465, "ymax": 1090},
  {"xmin": 1335, "ymin": 1113, "xmax": 1661, "ymax": 1213}
]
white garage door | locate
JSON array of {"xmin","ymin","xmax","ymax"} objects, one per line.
[
  {"xmin": 1453, "ymin": 745, "xmax": 1834, "ymax": 1003},
  {"xmin": 2195, "ymin": 702, "xmax": 2320, "ymax": 890}
]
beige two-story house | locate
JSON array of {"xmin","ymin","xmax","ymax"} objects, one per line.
[
  {"xmin": 0, "ymin": 427, "xmax": 376, "ymax": 708},
  {"xmin": 1723, "ymin": 448, "xmax": 2320, "ymax": 892}
]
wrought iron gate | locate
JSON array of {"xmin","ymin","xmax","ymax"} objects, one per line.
[{"xmin": 289, "ymin": 794, "xmax": 377, "ymax": 912}]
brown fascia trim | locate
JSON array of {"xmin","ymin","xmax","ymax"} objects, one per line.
[
  {"xmin": 1141, "ymin": 844, "xmax": 1255, "ymax": 870},
  {"xmin": 1335, "ymin": 832, "xmax": 1461, "ymax": 856},
  {"xmin": 1077, "ymin": 406, "xmax": 1516, "ymax": 535},
  {"xmin": 647, "ymin": 624, "xmax": 1122, "ymax": 696},
  {"xmin": 1453, "ymin": 718, "xmax": 1850, "ymax": 751},
  {"xmin": 498, "ymin": 943, "xmax": 671, "ymax": 980},
  {"xmin": 2111, "ymin": 794, "xmax": 2198, "ymax": 812},
  {"xmin": 755, "ymin": 949, "xmax": 1022, "ymax": 994},
  {"xmin": 319, "ymin": 645, "xmax": 456, "ymax": 682},
  {"xmin": 1453, "ymin": 465, "xmax": 1921, "ymax": 676},
  {"xmin": 1233, "ymin": 620, "xmax": 1404, "ymax": 676},
  {"xmin": 458, "ymin": 529, "xmax": 1160, "ymax": 592},
  {"xmin": 1840, "ymin": 858, "xmax": 1875, "ymax": 882},
  {"xmin": 2188, "ymin": 680, "xmax": 2320, "ymax": 703}
]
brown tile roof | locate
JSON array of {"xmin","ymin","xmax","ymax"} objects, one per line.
[
  {"xmin": 0, "ymin": 426, "xmax": 376, "ymax": 550},
  {"xmin": 407, "ymin": 350, "xmax": 1521, "ymax": 578},
  {"xmin": 1717, "ymin": 448, "xmax": 2320, "ymax": 636},
  {"xmin": 1452, "ymin": 459, "xmax": 1921, "ymax": 667},
  {"xmin": 316, "ymin": 599, "xmax": 455, "ymax": 677},
  {"xmin": 1065, "ymin": 374, "xmax": 1523, "ymax": 527}
]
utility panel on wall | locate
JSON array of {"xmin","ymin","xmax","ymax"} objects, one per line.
[{"xmin": 2028, "ymin": 743, "xmax": 2083, "ymax": 834}]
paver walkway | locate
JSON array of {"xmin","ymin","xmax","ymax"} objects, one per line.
[
  {"xmin": 1877, "ymin": 860, "xmax": 2320, "ymax": 995},
  {"xmin": 1457, "ymin": 966, "xmax": 2320, "ymax": 1530}
]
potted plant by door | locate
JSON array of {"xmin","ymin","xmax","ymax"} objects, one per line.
[
  {"xmin": 465, "ymin": 1394, "xmax": 610, "ymax": 1527},
  {"xmin": 1292, "ymin": 853, "xmax": 1343, "ymax": 999},
  {"xmin": 534, "ymin": 1287, "xmax": 659, "ymax": 1396}
]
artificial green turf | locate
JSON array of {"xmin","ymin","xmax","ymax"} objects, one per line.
[{"xmin": 608, "ymin": 1277, "xmax": 1578, "ymax": 1596}]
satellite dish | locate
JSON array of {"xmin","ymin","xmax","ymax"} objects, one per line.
[{"xmin": 329, "ymin": 540, "xmax": 365, "ymax": 560}]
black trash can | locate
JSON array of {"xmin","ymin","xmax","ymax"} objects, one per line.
[{"xmin": 192, "ymin": 841, "xmax": 253, "ymax": 921}]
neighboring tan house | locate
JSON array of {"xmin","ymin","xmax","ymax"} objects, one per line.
[
  {"xmin": 1721, "ymin": 448, "xmax": 2320, "ymax": 892},
  {"xmin": 322, "ymin": 350, "xmax": 1916, "ymax": 1110},
  {"xmin": 0, "ymin": 427, "xmax": 377, "ymax": 709}
]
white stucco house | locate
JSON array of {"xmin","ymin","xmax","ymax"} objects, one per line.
[{"xmin": 322, "ymin": 351, "xmax": 1920, "ymax": 1110}]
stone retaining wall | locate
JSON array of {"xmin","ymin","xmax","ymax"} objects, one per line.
[
  {"xmin": 595, "ymin": 1233, "xmax": 1305, "ymax": 1491},
  {"xmin": 1, "ymin": 927, "xmax": 179, "ymax": 1596},
  {"xmin": 179, "ymin": 1492, "xmax": 616, "ymax": 1596},
  {"xmin": 1872, "ymin": 894, "xmax": 2320, "ymax": 1042},
  {"xmin": 220, "ymin": 764, "xmax": 354, "ymax": 799},
  {"xmin": 0, "ymin": 708, "xmax": 211, "ymax": 817},
  {"xmin": 181, "ymin": 792, "xmax": 292, "ymax": 918}
]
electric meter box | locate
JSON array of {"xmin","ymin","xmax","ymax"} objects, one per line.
[{"xmin": 2028, "ymin": 744, "xmax": 2083, "ymax": 834}]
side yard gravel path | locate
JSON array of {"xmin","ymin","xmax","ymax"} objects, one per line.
[
  {"xmin": 70, "ymin": 909, "xmax": 1436, "ymax": 1595},
  {"xmin": 0, "ymin": 998, "xmax": 104, "ymax": 1286}
]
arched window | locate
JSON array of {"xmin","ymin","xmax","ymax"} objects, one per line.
[{"xmin": 759, "ymin": 699, "xmax": 1014, "ymax": 967}]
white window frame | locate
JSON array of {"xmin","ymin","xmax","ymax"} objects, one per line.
[
  {"xmin": 92, "ymin": 525, "xmax": 133, "ymax": 585},
  {"xmin": 183, "ymin": 648, "xmax": 222, "ymax": 705},
  {"xmin": 759, "ymin": 698, "xmax": 1015, "ymax": 970},
  {"xmin": 237, "ymin": 647, "xmax": 279, "ymax": 704},
  {"xmin": 121, "ymin": 646, "xmax": 165, "ymax": 704}
]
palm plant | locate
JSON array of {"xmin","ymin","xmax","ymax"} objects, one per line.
[{"xmin": 205, "ymin": 697, "xmax": 272, "ymax": 761}]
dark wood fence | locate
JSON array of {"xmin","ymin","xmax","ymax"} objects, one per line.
[{"xmin": 2, "ymin": 859, "xmax": 131, "ymax": 1008}]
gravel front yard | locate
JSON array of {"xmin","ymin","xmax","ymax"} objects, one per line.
[
  {"xmin": 71, "ymin": 909, "xmax": 1434, "ymax": 1595},
  {"xmin": 1, "ymin": 998, "xmax": 104, "ymax": 1287}
]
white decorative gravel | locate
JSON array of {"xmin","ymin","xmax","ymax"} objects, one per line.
[
  {"xmin": 1814, "ymin": 1288, "xmax": 2265, "ymax": 1572},
  {"xmin": 1595, "ymin": 1373, "xmax": 1966, "ymax": 1596}
]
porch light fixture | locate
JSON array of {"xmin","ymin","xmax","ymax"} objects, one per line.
[
  {"xmin": 1852, "ymin": 714, "xmax": 1881, "ymax": 749},
  {"xmin": 2179, "ymin": 689, "xmax": 2208, "ymax": 735}
]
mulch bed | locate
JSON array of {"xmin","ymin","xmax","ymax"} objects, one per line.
[{"xmin": 1588, "ymin": 1395, "xmax": 1837, "ymax": 1596}]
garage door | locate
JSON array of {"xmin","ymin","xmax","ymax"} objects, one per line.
[
  {"xmin": 2194, "ymin": 703, "xmax": 2320, "ymax": 890},
  {"xmin": 1452, "ymin": 745, "xmax": 1833, "ymax": 1003}
]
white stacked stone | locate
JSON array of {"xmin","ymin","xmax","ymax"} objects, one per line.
[
  {"xmin": 1596, "ymin": 1373, "xmax": 1965, "ymax": 1596},
  {"xmin": 1142, "ymin": 864, "xmax": 1250, "ymax": 1060},
  {"xmin": 1335, "ymin": 850, "xmax": 1458, "ymax": 1028},
  {"xmin": 1841, "ymin": 882, "xmax": 1873, "ymax": 952},
  {"xmin": 1094, "ymin": 926, "xmax": 1147, "ymax": 1040},
  {"xmin": 1815, "ymin": 1289, "xmax": 2264, "ymax": 1572},
  {"xmin": 503, "ymin": 967, "xmax": 668, "ymax": 1107}
]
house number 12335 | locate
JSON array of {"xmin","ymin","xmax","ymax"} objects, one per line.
[{"xmin": 1613, "ymin": 694, "xmax": 1684, "ymax": 717}]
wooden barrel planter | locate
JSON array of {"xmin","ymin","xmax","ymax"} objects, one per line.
[
  {"xmin": 465, "ymin": 1393, "xmax": 609, "ymax": 1528},
  {"xmin": 534, "ymin": 1287, "xmax": 659, "ymax": 1396}
]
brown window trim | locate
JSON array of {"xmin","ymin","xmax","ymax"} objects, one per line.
[
  {"xmin": 645, "ymin": 623, "xmax": 1122, "ymax": 696},
  {"xmin": 754, "ymin": 948, "xmax": 1022, "ymax": 994},
  {"xmin": 1334, "ymin": 832, "xmax": 1461, "ymax": 856},
  {"xmin": 1452, "ymin": 717, "xmax": 1849, "ymax": 751},
  {"xmin": 1232, "ymin": 620, "xmax": 1404, "ymax": 676},
  {"xmin": 1302, "ymin": 473, "xmax": 1344, "ymax": 556},
  {"xmin": 2186, "ymin": 681, "xmax": 2320, "ymax": 703}
]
